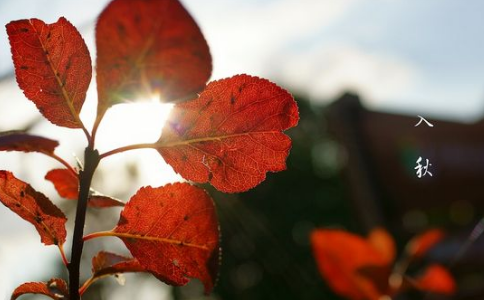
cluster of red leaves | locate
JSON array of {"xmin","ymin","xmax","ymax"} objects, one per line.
[
  {"xmin": 311, "ymin": 228, "xmax": 455, "ymax": 300},
  {"xmin": 0, "ymin": 0, "xmax": 298, "ymax": 298}
]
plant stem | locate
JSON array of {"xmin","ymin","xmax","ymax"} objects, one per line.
[
  {"xmin": 68, "ymin": 147, "xmax": 100, "ymax": 300},
  {"xmin": 99, "ymin": 143, "xmax": 156, "ymax": 159}
]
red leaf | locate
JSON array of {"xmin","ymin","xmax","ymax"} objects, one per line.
[
  {"xmin": 95, "ymin": 0, "xmax": 211, "ymax": 118},
  {"xmin": 311, "ymin": 229, "xmax": 390, "ymax": 300},
  {"xmin": 0, "ymin": 171, "xmax": 67, "ymax": 246},
  {"xmin": 412, "ymin": 264, "xmax": 456, "ymax": 295},
  {"xmin": 6, "ymin": 17, "xmax": 92, "ymax": 128},
  {"xmin": 80, "ymin": 251, "xmax": 144, "ymax": 295},
  {"xmin": 406, "ymin": 229, "xmax": 445, "ymax": 259},
  {"xmin": 89, "ymin": 194, "xmax": 125, "ymax": 208},
  {"xmin": 157, "ymin": 75, "xmax": 299, "ymax": 193},
  {"xmin": 367, "ymin": 227, "xmax": 396, "ymax": 264},
  {"xmin": 11, "ymin": 278, "xmax": 68, "ymax": 300},
  {"xmin": 0, "ymin": 131, "xmax": 59, "ymax": 154},
  {"xmin": 112, "ymin": 183, "xmax": 219, "ymax": 293},
  {"xmin": 45, "ymin": 168, "xmax": 125, "ymax": 207},
  {"xmin": 92, "ymin": 251, "xmax": 144, "ymax": 277},
  {"xmin": 45, "ymin": 168, "xmax": 78, "ymax": 199}
]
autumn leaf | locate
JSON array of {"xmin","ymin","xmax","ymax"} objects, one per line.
[
  {"xmin": 88, "ymin": 194, "xmax": 125, "ymax": 208},
  {"xmin": 6, "ymin": 17, "xmax": 91, "ymax": 128},
  {"xmin": 80, "ymin": 251, "xmax": 144, "ymax": 295},
  {"xmin": 0, "ymin": 171, "xmax": 66, "ymax": 246},
  {"xmin": 367, "ymin": 227, "xmax": 396, "ymax": 264},
  {"xmin": 0, "ymin": 131, "xmax": 59, "ymax": 154},
  {"xmin": 91, "ymin": 251, "xmax": 144, "ymax": 278},
  {"xmin": 87, "ymin": 183, "xmax": 220, "ymax": 293},
  {"xmin": 412, "ymin": 264, "xmax": 456, "ymax": 295},
  {"xmin": 311, "ymin": 229, "xmax": 391, "ymax": 300},
  {"xmin": 11, "ymin": 278, "xmax": 68, "ymax": 300},
  {"xmin": 95, "ymin": 0, "xmax": 211, "ymax": 120},
  {"xmin": 45, "ymin": 168, "xmax": 78, "ymax": 199},
  {"xmin": 45, "ymin": 168, "xmax": 124, "ymax": 207},
  {"xmin": 406, "ymin": 229, "xmax": 445, "ymax": 259},
  {"xmin": 157, "ymin": 74, "xmax": 299, "ymax": 193}
]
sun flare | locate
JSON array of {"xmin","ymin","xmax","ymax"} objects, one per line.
[
  {"xmin": 94, "ymin": 96, "xmax": 182, "ymax": 189},
  {"xmin": 96, "ymin": 95, "xmax": 173, "ymax": 152}
]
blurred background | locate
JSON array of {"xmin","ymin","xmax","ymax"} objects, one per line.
[{"xmin": 1, "ymin": 0, "xmax": 484, "ymax": 299}]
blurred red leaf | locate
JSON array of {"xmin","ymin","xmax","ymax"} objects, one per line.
[
  {"xmin": 45, "ymin": 168, "xmax": 78, "ymax": 199},
  {"xmin": 112, "ymin": 183, "xmax": 219, "ymax": 293},
  {"xmin": 6, "ymin": 17, "xmax": 91, "ymax": 128},
  {"xmin": 11, "ymin": 278, "xmax": 68, "ymax": 300},
  {"xmin": 406, "ymin": 229, "xmax": 445, "ymax": 259},
  {"xmin": 412, "ymin": 264, "xmax": 456, "ymax": 295},
  {"xmin": 367, "ymin": 227, "xmax": 396, "ymax": 264},
  {"xmin": 0, "ymin": 132, "xmax": 59, "ymax": 154},
  {"xmin": 311, "ymin": 229, "xmax": 390, "ymax": 300},
  {"xmin": 0, "ymin": 171, "xmax": 66, "ymax": 246},
  {"xmin": 157, "ymin": 75, "xmax": 299, "ymax": 193},
  {"xmin": 45, "ymin": 168, "xmax": 124, "ymax": 207},
  {"xmin": 95, "ymin": 0, "xmax": 211, "ymax": 119}
]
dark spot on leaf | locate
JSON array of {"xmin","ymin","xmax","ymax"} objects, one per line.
[
  {"xmin": 20, "ymin": 190, "xmax": 25, "ymax": 197},
  {"xmin": 45, "ymin": 50, "xmax": 49, "ymax": 55},
  {"xmin": 35, "ymin": 215, "xmax": 42, "ymax": 223},
  {"xmin": 56, "ymin": 72, "xmax": 60, "ymax": 77},
  {"xmin": 238, "ymin": 83, "xmax": 246, "ymax": 93},
  {"xmin": 53, "ymin": 237, "xmax": 58, "ymax": 245},
  {"xmin": 47, "ymin": 32, "xmax": 51, "ymax": 39},
  {"xmin": 20, "ymin": 65, "xmax": 28, "ymax": 70},
  {"xmin": 117, "ymin": 23, "xmax": 126, "ymax": 36},
  {"xmin": 230, "ymin": 94, "xmax": 235, "ymax": 104},
  {"xmin": 20, "ymin": 28, "xmax": 29, "ymax": 33},
  {"xmin": 134, "ymin": 14, "xmax": 141, "ymax": 24},
  {"xmin": 181, "ymin": 154, "xmax": 187, "ymax": 161},
  {"xmin": 15, "ymin": 203, "xmax": 21, "ymax": 208},
  {"xmin": 184, "ymin": 215, "xmax": 189, "ymax": 221},
  {"xmin": 208, "ymin": 172, "xmax": 213, "ymax": 181}
]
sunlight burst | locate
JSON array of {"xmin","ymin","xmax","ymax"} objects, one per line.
[
  {"xmin": 94, "ymin": 96, "xmax": 182, "ymax": 191},
  {"xmin": 96, "ymin": 95, "xmax": 173, "ymax": 152}
]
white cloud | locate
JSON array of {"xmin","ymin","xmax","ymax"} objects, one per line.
[
  {"xmin": 274, "ymin": 44, "xmax": 418, "ymax": 105},
  {"xmin": 183, "ymin": 0, "xmax": 356, "ymax": 79}
]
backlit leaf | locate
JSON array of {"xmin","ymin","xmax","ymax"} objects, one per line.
[
  {"xmin": 91, "ymin": 251, "xmax": 144, "ymax": 281},
  {"xmin": 0, "ymin": 131, "xmax": 58, "ymax": 154},
  {"xmin": 11, "ymin": 278, "xmax": 68, "ymax": 300},
  {"xmin": 0, "ymin": 171, "xmax": 66, "ymax": 246},
  {"xmin": 6, "ymin": 17, "xmax": 91, "ymax": 128},
  {"xmin": 311, "ymin": 229, "xmax": 390, "ymax": 300},
  {"xmin": 412, "ymin": 264, "xmax": 456, "ymax": 295},
  {"xmin": 112, "ymin": 183, "xmax": 219, "ymax": 293},
  {"xmin": 45, "ymin": 168, "xmax": 124, "ymax": 207},
  {"xmin": 406, "ymin": 229, "xmax": 445, "ymax": 259},
  {"xmin": 157, "ymin": 75, "xmax": 299, "ymax": 193},
  {"xmin": 89, "ymin": 194, "xmax": 125, "ymax": 208},
  {"xmin": 95, "ymin": 0, "xmax": 211, "ymax": 118},
  {"xmin": 45, "ymin": 168, "xmax": 78, "ymax": 199}
]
